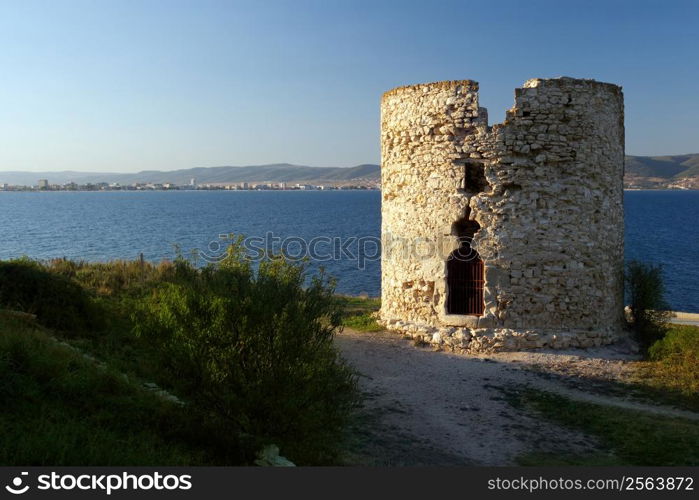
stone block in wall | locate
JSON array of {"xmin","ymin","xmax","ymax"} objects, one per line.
[{"xmin": 477, "ymin": 314, "xmax": 496, "ymax": 328}]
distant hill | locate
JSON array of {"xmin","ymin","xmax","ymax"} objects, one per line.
[
  {"xmin": 624, "ymin": 154, "xmax": 699, "ymax": 189},
  {"xmin": 2, "ymin": 154, "xmax": 698, "ymax": 189}
]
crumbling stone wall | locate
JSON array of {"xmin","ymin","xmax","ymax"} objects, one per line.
[{"xmin": 380, "ymin": 77, "xmax": 625, "ymax": 352}]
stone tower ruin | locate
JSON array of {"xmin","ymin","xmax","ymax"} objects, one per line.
[{"xmin": 379, "ymin": 77, "xmax": 625, "ymax": 351}]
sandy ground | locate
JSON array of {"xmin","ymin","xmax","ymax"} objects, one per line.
[{"xmin": 335, "ymin": 328, "xmax": 698, "ymax": 466}]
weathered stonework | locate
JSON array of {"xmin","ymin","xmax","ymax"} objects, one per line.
[{"xmin": 380, "ymin": 77, "xmax": 625, "ymax": 352}]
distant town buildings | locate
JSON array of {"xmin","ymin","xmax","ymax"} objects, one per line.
[{"xmin": 0, "ymin": 179, "xmax": 380, "ymax": 192}]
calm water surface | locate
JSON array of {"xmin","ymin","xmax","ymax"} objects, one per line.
[{"xmin": 1, "ymin": 190, "xmax": 697, "ymax": 312}]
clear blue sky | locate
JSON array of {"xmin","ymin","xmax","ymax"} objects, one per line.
[{"xmin": 1, "ymin": 0, "xmax": 697, "ymax": 172}]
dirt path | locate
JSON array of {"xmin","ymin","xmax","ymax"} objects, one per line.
[{"xmin": 335, "ymin": 328, "xmax": 698, "ymax": 465}]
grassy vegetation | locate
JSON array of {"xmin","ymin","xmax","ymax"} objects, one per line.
[
  {"xmin": 629, "ymin": 324, "xmax": 699, "ymax": 411},
  {"xmin": 0, "ymin": 259, "xmax": 104, "ymax": 333},
  {"xmin": 0, "ymin": 314, "xmax": 237, "ymax": 465},
  {"xmin": 512, "ymin": 389, "xmax": 699, "ymax": 466},
  {"xmin": 3, "ymin": 248, "xmax": 694, "ymax": 466},
  {"xmin": 515, "ymin": 321, "xmax": 699, "ymax": 466},
  {"xmin": 0, "ymin": 247, "xmax": 360, "ymax": 465},
  {"xmin": 618, "ymin": 259, "xmax": 699, "ymax": 410},
  {"xmin": 337, "ymin": 295, "xmax": 382, "ymax": 332}
]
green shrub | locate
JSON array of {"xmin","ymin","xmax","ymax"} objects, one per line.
[
  {"xmin": 0, "ymin": 251, "xmax": 360, "ymax": 464},
  {"xmin": 0, "ymin": 259, "xmax": 103, "ymax": 333},
  {"xmin": 624, "ymin": 260, "xmax": 672, "ymax": 353},
  {"xmin": 134, "ymin": 244, "xmax": 359, "ymax": 464},
  {"xmin": 646, "ymin": 324, "xmax": 699, "ymax": 399}
]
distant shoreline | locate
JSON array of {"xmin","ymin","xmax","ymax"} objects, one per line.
[
  {"xmin": 0, "ymin": 187, "xmax": 380, "ymax": 193},
  {"xmin": 2, "ymin": 188, "xmax": 698, "ymax": 193}
]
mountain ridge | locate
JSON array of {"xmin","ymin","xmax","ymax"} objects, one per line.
[{"xmin": 624, "ymin": 154, "xmax": 699, "ymax": 188}]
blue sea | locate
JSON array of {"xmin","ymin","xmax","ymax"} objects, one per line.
[{"xmin": 0, "ymin": 190, "xmax": 697, "ymax": 312}]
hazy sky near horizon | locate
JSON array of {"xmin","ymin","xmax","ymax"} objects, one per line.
[{"xmin": 1, "ymin": 0, "xmax": 697, "ymax": 173}]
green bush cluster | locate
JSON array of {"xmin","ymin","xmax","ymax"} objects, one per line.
[
  {"xmin": 0, "ymin": 243, "xmax": 359, "ymax": 465},
  {"xmin": 133, "ymin": 245, "xmax": 358, "ymax": 464},
  {"xmin": 624, "ymin": 260, "xmax": 673, "ymax": 353}
]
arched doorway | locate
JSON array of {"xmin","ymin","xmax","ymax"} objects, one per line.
[{"xmin": 446, "ymin": 242, "xmax": 484, "ymax": 316}]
